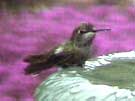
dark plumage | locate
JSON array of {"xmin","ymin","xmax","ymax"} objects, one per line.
[{"xmin": 24, "ymin": 23, "xmax": 110, "ymax": 74}]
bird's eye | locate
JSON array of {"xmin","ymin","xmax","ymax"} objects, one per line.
[{"xmin": 78, "ymin": 30, "xmax": 87, "ymax": 34}]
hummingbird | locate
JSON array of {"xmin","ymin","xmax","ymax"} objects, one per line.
[{"xmin": 24, "ymin": 23, "xmax": 110, "ymax": 74}]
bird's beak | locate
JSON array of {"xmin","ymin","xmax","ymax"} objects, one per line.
[
  {"xmin": 83, "ymin": 29, "xmax": 111, "ymax": 39},
  {"xmin": 92, "ymin": 29, "xmax": 111, "ymax": 32}
]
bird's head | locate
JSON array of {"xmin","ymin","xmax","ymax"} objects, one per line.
[{"xmin": 70, "ymin": 23, "xmax": 110, "ymax": 47}]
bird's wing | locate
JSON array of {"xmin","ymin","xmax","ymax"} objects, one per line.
[
  {"xmin": 47, "ymin": 47, "xmax": 83, "ymax": 66},
  {"xmin": 24, "ymin": 49, "xmax": 56, "ymax": 64},
  {"xmin": 24, "ymin": 44, "xmax": 81, "ymax": 65},
  {"xmin": 23, "ymin": 43, "xmax": 67, "ymax": 64},
  {"xmin": 24, "ymin": 45, "xmax": 83, "ymax": 74},
  {"xmin": 24, "ymin": 48, "xmax": 60, "ymax": 74}
]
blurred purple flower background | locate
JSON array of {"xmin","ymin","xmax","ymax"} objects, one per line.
[{"xmin": 0, "ymin": 6, "xmax": 135, "ymax": 100}]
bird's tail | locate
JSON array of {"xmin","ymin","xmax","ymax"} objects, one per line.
[
  {"xmin": 24, "ymin": 54, "xmax": 51, "ymax": 74},
  {"xmin": 24, "ymin": 54, "xmax": 45, "ymax": 63},
  {"xmin": 24, "ymin": 63, "xmax": 48, "ymax": 74}
]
